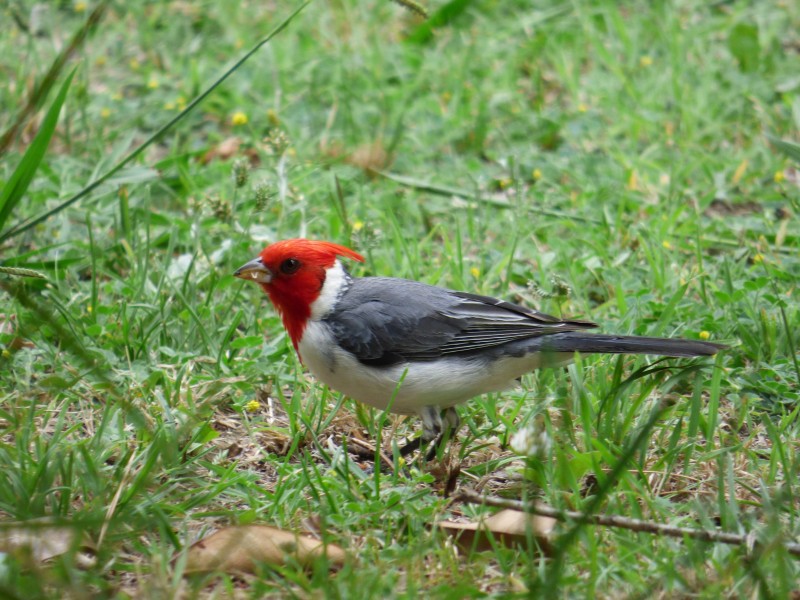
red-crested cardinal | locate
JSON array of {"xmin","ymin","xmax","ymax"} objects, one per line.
[{"xmin": 235, "ymin": 239, "xmax": 724, "ymax": 458}]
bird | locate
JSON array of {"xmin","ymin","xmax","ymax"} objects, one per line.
[{"xmin": 234, "ymin": 238, "xmax": 725, "ymax": 460}]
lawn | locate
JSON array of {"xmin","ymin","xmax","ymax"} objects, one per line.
[{"xmin": 1, "ymin": 0, "xmax": 799, "ymax": 597}]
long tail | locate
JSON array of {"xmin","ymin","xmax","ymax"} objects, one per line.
[{"xmin": 540, "ymin": 332, "xmax": 725, "ymax": 358}]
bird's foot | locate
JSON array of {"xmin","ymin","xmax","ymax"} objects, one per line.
[{"xmin": 399, "ymin": 406, "xmax": 461, "ymax": 462}]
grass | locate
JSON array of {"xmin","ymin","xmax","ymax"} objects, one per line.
[{"xmin": 1, "ymin": 0, "xmax": 799, "ymax": 597}]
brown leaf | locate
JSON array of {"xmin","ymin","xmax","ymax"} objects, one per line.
[
  {"xmin": 0, "ymin": 313, "xmax": 34, "ymax": 350},
  {"xmin": 439, "ymin": 509, "xmax": 556, "ymax": 554},
  {"xmin": 347, "ymin": 140, "xmax": 391, "ymax": 175},
  {"xmin": 183, "ymin": 525, "xmax": 346, "ymax": 574},
  {"xmin": 703, "ymin": 198, "xmax": 762, "ymax": 217},
  {"xmin": 200, "ymin": 136, "xmax": 242, "ymax": 164},
  {"xmin": 321, "ymin": 139, "xmax": 392, "ymax": 176},
  {"xmin": 0, "ymin": 525, "xmax": 90, "ymax": 563}
]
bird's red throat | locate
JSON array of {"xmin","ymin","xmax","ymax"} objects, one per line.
[{"xmin": 264, "ymin": 277, "xmax": 320, "ymax": 351}]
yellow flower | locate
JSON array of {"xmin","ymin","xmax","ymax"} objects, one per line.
[
  {"xmin": 74, "ymin": 1, "xmax": 88, "ymax": 12},
  {"xmin": 164, "ymin": 101, "xmax": 175, "ymax": 110},
  {"xmin": 147, "ymin": 76, "xmax": 159, "ymax": 90},
  {"xmin": 532, "ymin": 168, "xmax": 542, "ymax": 181},
  {"xmin": 470, "ymin": 267, "xmax": 480, "ymax": 278},
  {"xmin": 577, "ymin": 102, "xmax": 588, "ymax": 113},
  {"xmin": 662, "ymin": 240, "xmax": 672, "ymax": 250},
  {"xmin": 245, "ymin": 400, "xmax": 261, "ymax": 413},
  {"xmin": 231, "ymin": 111, "xmax": 248, "ymax": 126},
  {"xmin": 752, "ymin": 253, "xmax": 764, "ymax": 264},
  {"xmin": 732, "ymin": 159, "xmax": 748, "ymax": 184},
  {"xmin": 699, "ymin": 331, "xmax": 711, "ymax": 340},
  {"xmin": 129, "ymin": 58, "xmax": 141, "ymax": 71},
  {"xmin": 87, "ymin": 305, "xmax": 93, "ymax": 314},
  {"xmin": 352, "ymin": 220, "xmax": 364, "ymax": 232},
  {"xmin": 640, "ymin": 55, "xmax": 653, "ymax": 67},
  {"xmin": 100, "ymin": 107, "xmax": 111, "ymax": 119},
  {"xmin": 626, "ymin": 170, "xmax": 639, "ymax": 191},
  {"xmin": 774, "ymin": 170, "xmax": 785, "ymax": 183}
]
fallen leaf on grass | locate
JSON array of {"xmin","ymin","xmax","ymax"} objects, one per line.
[
  {"xmin": 348, "ymin": 140, "xmax": 391, "ymax": 175},
  {"xmin": 703, "ymin": 198, "xmax": 762, "ymax": 217},
  {"xmin": 200, "ymin": 136, "xmax": 241, "ymax": 164},
  {"xmin": 320, "ymin": 139, "xmax": 392, "ymax": 176},
  {"xmin": 183, "ymin": 525, "xmax": 346, "ymax": 574},
  {"xmin": 0, "ymin": 313, "xmax": 35, "ymax": 350},
  {"xmin": 438, "ymin": 509, "xmax": 556, "ymax": 554},
  {"xmin": 0, "ymin": 524, "xmax": 94, "ymax": 566}
]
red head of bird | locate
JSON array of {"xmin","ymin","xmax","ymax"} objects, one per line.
[{"xmin": 234, "ymin": 239, "xmax": 364, "ymax": 348}]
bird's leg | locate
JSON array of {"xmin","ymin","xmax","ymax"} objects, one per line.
[
  {"xmin": 399, "ymin": 407, "xmax": 461, "ymax": 460},
  {"xmin": 420, "ymin": 405, "xmax": 444, "ymax": 443},
  {"xmin": 443, "ymin": 406, "xmax": 461, "ymax": 435},
  {"xmin": 399, "ymin": 405, "xmax": 441, "ymax": 458},
  {"xmin": 399, "ymin": 436, "xmax": 422, "ymax": 457},
  {"xmin": 424, "ymin": 407, "xmax": 461, "ymax": 461}
]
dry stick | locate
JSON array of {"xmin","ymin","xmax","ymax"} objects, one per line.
[
  {"xmin": 378, "ymin": 170, "xmax": 600, "ymax": 224},
  {"xmin": 97, "ymin": 449, "xmax": 139, "ymax": 550},
  {"xmin": 347, "ymin": 436, "xmax": 395, "ymax": 472},
  {"xmin": 379, "ymin": 170, "xmax": 796, "ymax": 255},
  {"xmin": 455, "ymin": 488, "xmax": 800, "ymax": 557}
]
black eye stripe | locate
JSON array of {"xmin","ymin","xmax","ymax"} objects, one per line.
[{"xmin": 280, "ymin": 258, "xmax": 301, "ymax": 274}]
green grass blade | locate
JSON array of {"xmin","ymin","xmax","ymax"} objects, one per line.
[
  {"xmin": 0, "ymin": 0, "xmax": 109, "ymax": 156},
  {"xmin": 0, "ymin": 69, "xmax": 76, "ymax": 234},
  {"xmin": 767, "ymin": 134, "xmax": 800, "ymax": 164},
  {"xmin": 0, "ymin": 1, "xmax": 310, "ymax": 245}
]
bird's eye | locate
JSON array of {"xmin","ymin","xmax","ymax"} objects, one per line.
[{"xmin": 280, "ymin": 258, "xmax": 301, "ymax": 274}]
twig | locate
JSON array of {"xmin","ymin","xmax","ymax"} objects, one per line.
[
  {"xmin": 378, "ymin": 170, "xmax": 601, "ymax": 224},
  {"xmin": 378, "ymin": 170, "xmax": 797, "ymax": 255},
  {"xmin": 97, "ymin": 449, "xmax": 139, "ymax": 549},
  {"xmin": 455, "ymin": 488, "xmax": 800, "ymax": 557},
  {"xmin": 389, "ymin": 0, "xmax": 428, "ymax": 18},
  {"xmin": 347, "ymin": 436, "xmax": 395, "ymax": 472}
]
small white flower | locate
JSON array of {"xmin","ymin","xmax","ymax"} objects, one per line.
[{"xmin": 510, "ymin": 419, "xmax": 552, "ymax": 458}]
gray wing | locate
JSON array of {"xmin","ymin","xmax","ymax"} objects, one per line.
[{"xmin": 323, "ymin": 277, "xmax": 597, "ymax": 366}]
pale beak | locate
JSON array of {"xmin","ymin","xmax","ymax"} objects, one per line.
[{"xmin": 234, "ymin": 257, "xmax": 273, "ymax": 284}]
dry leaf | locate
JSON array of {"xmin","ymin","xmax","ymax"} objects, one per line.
[
  {"xmin": 200, "ymin": 136, "xmax": 241, "ymax": 164},
  {"xmin": 347, "ymin": 140, "xmax": 391, "ymax": 175},
  {"xmin": 0, "ymin": 313, "xmax": 34, "ymax": 350},
  {"xmin": 183, "ymin": 525, "xmax": 346, "ymax": 574},
  {"xmin": 439, "ymin": 509, "xmax": 556, "ymax": 554},
  {"xmin": 703, "ymin": 198, "xmax": 761, "ymax": 217},
  {"xmin": 0, "ymin": 524, "xmax": 93, "ymax": 565},
  {"xmin": 321, "ymin": 139, "xmax": 392, "ymax": 176}
]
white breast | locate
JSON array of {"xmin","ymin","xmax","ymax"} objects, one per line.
[{"xmin": 297, "ymin": 320, "xmax": 573, "ymax": 415}]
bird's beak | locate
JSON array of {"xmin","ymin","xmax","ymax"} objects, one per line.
[{"xmin": 234, "ymin": 257, "xmax": 272, "ymax": 284}]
